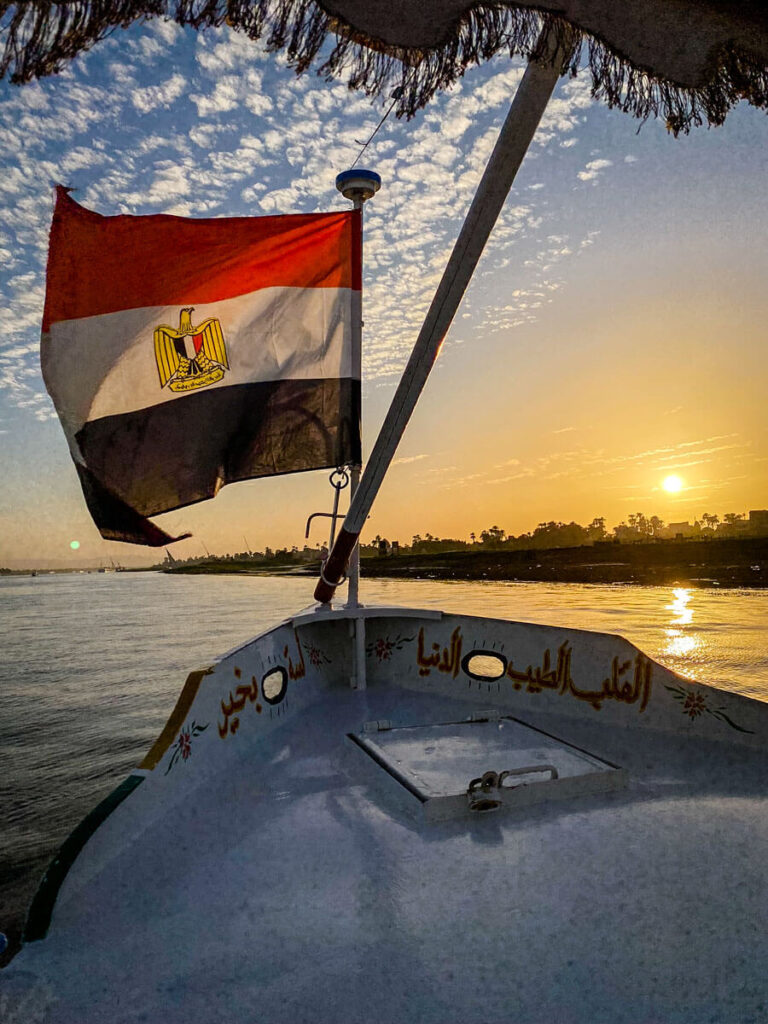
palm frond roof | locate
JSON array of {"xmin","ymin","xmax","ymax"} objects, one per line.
[{"xmin": 2, "ymin": 1, "xmax": 767, "ymax": 133}]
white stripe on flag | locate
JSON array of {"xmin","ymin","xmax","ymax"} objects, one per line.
[{"xmin": 43, "ymin": 285, "xmax": 356, "ymax": 436}]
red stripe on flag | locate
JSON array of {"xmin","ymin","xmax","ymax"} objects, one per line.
[{"xmin": 43, "ymin": 188, "xmax": 361, "ymax": 330}]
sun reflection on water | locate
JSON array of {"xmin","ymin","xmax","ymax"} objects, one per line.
[
  {"xmin": 667, "ymin": 588, "xmax": 694, "ymax": 625},
  {"xmin": 663, "ymin": 588, "xmax": 702, "ymax": 667},
  {"xmin": 664, "ymin": 632, "xmax": 700, "ymax": 657}
]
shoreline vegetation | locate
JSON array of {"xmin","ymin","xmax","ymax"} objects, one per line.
[
  {"xmin": 164, "ymin": 536, "xmax": 768, "ymax": 589},
  {"xmin": 4, "ymin": 513, "xmax": 767, "ymax": 587}
]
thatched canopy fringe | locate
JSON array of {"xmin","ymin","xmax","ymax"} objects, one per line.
[{"xmin": 1, "ymin": 1, "xmax": 767, "ymax": 133}]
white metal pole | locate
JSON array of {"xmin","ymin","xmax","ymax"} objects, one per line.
[
  {"xmin": 316, "ymin": 37, "xmax": 564, "ymax": 604},
  {"xmin": 346, "ymin": 193, "xmax": 364, "ymax": 612},
  {"xmin": 331, "ymin": 170, "xmax": 381, "ymax": 689},
  {"xmin": 347, "ymin": 197, "xmax": 364, "ymax": 687}
]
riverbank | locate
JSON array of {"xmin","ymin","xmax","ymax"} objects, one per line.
[{"xmin": 166, "ymin": 537, "xmax": 768, "ymax": 588}]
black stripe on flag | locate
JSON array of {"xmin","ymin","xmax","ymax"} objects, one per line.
[
  {"xmin": 75, "ymin": 464, "xmax": 192, "ymax": 546},
  {"xmin": 74, "ymin": 378, "xmax": 361, "ymax": 542}
]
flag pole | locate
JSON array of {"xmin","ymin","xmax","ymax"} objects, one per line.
[
  {"xmin": 333, "ymin": 168, "xmax": 380, "ymax": 688},
  {"xmin": 315, "ymin": 34, "xmax": 565, "ymax": 604},
  {"xmin": 334, "ymin": 169, "xmax": 380, "ymax": 610}
]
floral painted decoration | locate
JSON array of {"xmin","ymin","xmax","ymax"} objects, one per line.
[
  {"xmin": 665, "ymin": 684, "xmax": 754, "ymax": 734},
  {"xmin": 165, "ymin": 721, "xmax": 209, "ymax": 774},
  {"xmin": 366, "ymin": 634, "xmax": 416, "ymax": 662}
]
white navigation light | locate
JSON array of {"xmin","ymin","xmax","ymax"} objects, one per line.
[{"xmin": 335, "ymin": 169, "xmax": 381, "ymax": 203}]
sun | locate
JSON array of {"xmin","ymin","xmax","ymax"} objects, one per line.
[{"xmin": 662, "ymin": 474, "xmax": 683, "ymax": 494}]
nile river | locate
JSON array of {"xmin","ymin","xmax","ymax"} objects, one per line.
[{"xmin": 2, "ymin": 572, "xmax": 767, "ymax": 959}]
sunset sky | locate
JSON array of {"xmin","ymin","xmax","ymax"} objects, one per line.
[{"xmin": 1, "ymin": 19, "xmax": 766, "ymax": 568}]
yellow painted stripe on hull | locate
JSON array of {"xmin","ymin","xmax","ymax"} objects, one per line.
[{"xmin": 139, "ymin": 665, "xmax": 213, "ymax": 770}]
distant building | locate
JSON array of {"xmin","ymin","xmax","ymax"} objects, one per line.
[
  {"xmin": 749, "ymin": 510, "xmax": 768, "ymax": 534},
  {"xmin": 667, "ymin": 521, "xmax": 697, "ymax": 539}
]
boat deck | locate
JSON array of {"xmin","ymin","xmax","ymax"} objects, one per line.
[{"xmin": 7, "ymin": 681, "xmax": 768, "ymax": 1024}]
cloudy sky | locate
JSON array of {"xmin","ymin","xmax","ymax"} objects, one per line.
[{"xmin": 1, "ymin": 18, "xmax": 766, "ymax": 567}]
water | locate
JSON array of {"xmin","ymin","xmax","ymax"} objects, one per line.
[{"xmin": 2, "ymin": 571, "xmax": 767, "ymax": 962}]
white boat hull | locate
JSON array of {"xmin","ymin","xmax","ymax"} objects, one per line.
[{"xmin": 4, "ymin": 605, "xmax": 767, "ymax": 1023}]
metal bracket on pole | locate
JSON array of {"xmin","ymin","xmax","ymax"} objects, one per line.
[
  {"xmin": 315, "ymin": 31, "xmax": 566, "ymax": 605},
  {"xmin": 305, "ymin": 467, "xmax": 350, "ymax": 550}
]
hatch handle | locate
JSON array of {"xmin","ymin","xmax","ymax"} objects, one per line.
[
  {"xmin": 466, "ymin": 765, "xmax": 559, "ymax": 810},
  {"xmin": 498, "ymin": 765, "xmax": 559, "ymax": 786}
]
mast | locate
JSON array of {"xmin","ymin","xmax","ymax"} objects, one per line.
[
  {"xmin": 333, "ymin": 169, "xmax": 380, "ymax": 611},
  {"xmin": 331, "ymin": 169, "xmax": 380, "ymax": 691},
  {"xmin": 315, "ymin": 33, "xmax": 564, "ymax": 604}
]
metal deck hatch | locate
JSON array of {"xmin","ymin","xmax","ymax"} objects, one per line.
[{"xmin": 349, "ymin": 716, "xmax": 627, "ymax": 822}]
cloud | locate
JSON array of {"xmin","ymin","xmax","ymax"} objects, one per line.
[
  {"xmin": 190, "ymin": 66, "xmax": 272, "ymax": 119},
  {"xmin": 577, "ymin": 158, "xmax": 613, "ymax": 182},
  {"xmin": 392, "ymin": 454, "xmax": 429, "ymax": 466},
  {"xmin": 196, "ymin": 28, "xmax": 267, "ymax": 72},
  {"xmin": 190, "ymin": 75, "xmax": 240, "ymax": 116},
  {"xmin": 148, "ymin": 17, "xmax": 183, "ymax": 46},
  {"xmin": 0, "ymin": 26, "xmax": 621, "ymax": 424},
  {"xmin": 131, "ymin": 73, "xmax": 187, "ymax": 112},
  {"xmin": 131, "ymin": 35, "xmax": 165, "ymax": 61},
  {"xmin": 432, "ymin": 435, "xmax": 757, "ymax": 495},
  {"xmin": 59, "ymin": 146, "xmax": 109, "ymax": 175}
]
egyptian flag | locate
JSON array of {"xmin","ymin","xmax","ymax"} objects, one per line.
[{"xmin": 42, "ymin": 187, "xmax": 361, "ymax": 545}]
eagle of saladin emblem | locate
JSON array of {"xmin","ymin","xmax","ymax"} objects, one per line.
[{"xmin": 154, "ymin": 307, "xmax": 229, "ymax": 392}]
